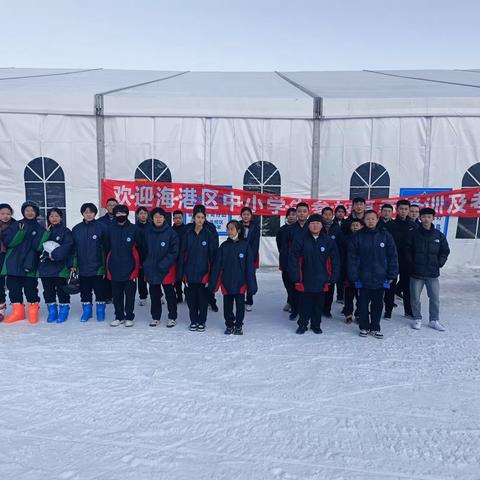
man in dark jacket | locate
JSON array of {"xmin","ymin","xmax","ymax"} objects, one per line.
[
  {"xmin": 107, "ymin": 205, "xmax": 140, "ymax": 327},
  {"xmin": 172, "ymin": 209, "xmax": 186, "ymax": 303},
  {"xmin": 282, "ymin": 202, "xmax": 310, "ymax": 320},
  {"xmin": 98, "ymin": 197, "xmax": 118, "ymax": 226},
  {"xmin": 384, "ymin": 199, "xmax": 417, "ymax": 319},
  {"xmin": 70, "ymin": 203, "xmax": 109, "ymax": 322},
  {"xmin": 348, "ymin": 210, "xmax": 398, "ymax": 338},
  {"xmin": 288, "ymin": 214, "xmax": 340, "ymax": 335},
  {"xmin": 321, "ymin": 206, "xmax": 344, "ymax": 317},
  {"xmin": 342, "ymin": 197, "xmax": 366, "ymax": 235},
  {"xmin": 378, "ymin": 203, "xmax": 394, "ymax": 231},
  {"xmin": 135, "ymin": 206, "xmax": 150, "ymax": 306},
  {"xmin": 276, "ymin": 207, "xmax": 297, "ymax": 312},
  {"xmin": 405, "ymin": 207, "xmax": 450, "ymax": 331}
]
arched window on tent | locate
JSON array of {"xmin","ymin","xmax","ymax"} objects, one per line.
[
  {"xmin": 135, "ymin": 159, "xmax": 172, "ymax": 223},
  {"xmin": 350, "ymin": 162, "xmax": 390, "ymax": 200},
  {"xmin": 243, "ymin": 161, "xmax": 281, "ymax": 237},
  {"xmin": 456, "ymin": 162, "xmax": 480, "ymax": 239},
  {"xmin": 24, "ymin": 157, "xmax": 66, "ymax": 223}
]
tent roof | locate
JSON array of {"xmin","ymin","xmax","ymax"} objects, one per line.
[{"xmin": 0, "ymin": 68, "xmax": 480, "ymax": 118}]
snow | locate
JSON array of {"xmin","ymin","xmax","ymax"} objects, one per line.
[{"xmin": 1, "ymin": 269, "xmax": 479, "ymax": 480}]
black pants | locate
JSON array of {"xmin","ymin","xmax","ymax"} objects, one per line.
[
  {"xmin": 344, "ymin": 285, "xmax": 358, "ymax": 317},
  {"xmin": 105, "ymin": 278, "xmax": 112, "ymax": 301},
  {"xmin": 79, "ymin": 276, "xmax": 108, "ymax": 303},
  {"xmin": 245, "ymin": 291, "xmax": 254, "ymax": 306},
  {"xmin": 281, "ymin": 271, "xmax": 295, "ymax": 306},
  {"xmin": 137, "ymin": 268, "xmax": 148, "ymax": 300},
  {"xmin": 323, "ymin": 283, "xmax": 334, "ymax": 314},
  {"xmin": 358, "ymin": 288, "xmax": 384, "ymax": 332},
  {"xmin": 149, "ymin": 283, "xmax": 177, "ymax": 320},
  {"xmin": 41, "ymin": 277, "xmax": 70, "ymax": 304},
  {"xmin": 298, "ymin": 292, "xmax": 325, "ymax": 329},
  {"xmin": 224, "ymin": 294, "xmax": 245, "ymax": 328},
  {"xmin": 385, "ymin": 272, "xmax": 413, "ymax": 316},
  {"xmin": 175, "ymin": 281, "xmax": 183, "ymax": 300},
  {"xmin": 7, "ymin": 275, "xmax": 39, "ymax": 304},
  {"xmin": 336, "ymin": 281, "xmax": 344, "ymax": 301},
  {"xmin": 112, "ymin": 280, "xmax": 136, "ymax": 320},
  {"xmin": 207, "ymin": 288, "xmax": 217, "ymax": 309},
  {"xmin": 0, "ymin": 276, "xmax": 6, "ymax": 304},
  {"xmin": 186, "ymin": 283, "xmax": 208, "ymax": 325}
]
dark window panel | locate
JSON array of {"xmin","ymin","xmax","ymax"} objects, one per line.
[
  {"xmin": 456, "ymin": 218, "xmax": 478, "ymax": 239},
  {"xmin": 350, "ymin": 187, "xmax": 369, "ymax": 200},
  {"xmin": 25, "ymin": 183, "xmax": 46, "ymax": 208}
]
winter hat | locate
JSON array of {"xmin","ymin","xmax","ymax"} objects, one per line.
[
  {"xmin": 21, "ymin": 201, "xmax": 40, "ymax": 218},
  {"xmin": 151, "ymin": 207, "xmax": 167, "ymax": 218},
  {"xmin": 80, "ymin": 203, "xmax": 98, "ymax": 215},
  {"xmin": 113, "ymin": 204, "xmax": 129, "ymax": 216},
  {"xmin": 192, "ymin": 204, "xmax": 206, "ymax": 216},
  {"xmin": 307, "ymin": 214, "xmax": 323, "ymax": 224},
  {"xmin": 420, "ymin": 207, "xmax": 435, "ymax": 216},
  {"xmin": 0, "ymin": 203, "xmax": 13, "ymax": 213}
]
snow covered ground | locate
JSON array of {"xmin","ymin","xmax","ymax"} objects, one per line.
[{"xmin": 0, "ymin": 269, "xmax": 479, "ymax": 480}]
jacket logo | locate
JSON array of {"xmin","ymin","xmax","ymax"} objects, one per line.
[
  {"xmin": 239, "ymin": 253, "xmax": 244, "ymax": 259},
  {"xmin": 126, "ymin": 237, "xmax": 132, "ymax": 242},
  {"xmin": 55, "ymin": 236, "xmax": 60, "ymax": 241},
  {"xmin": 202, "ymin": 241, "xmax": 207, "ymax": 246},
  {"xmin": 161, "ymin": 241, "xmax": 166, "ymax": 247},
  {"xmin": 32, "ymin": 231, "xmax": 37, "ymax": 236},
  {"xmin": 331, "ymin": 235, "xmax": 336, "ymax": 239},
  {"xmin": 434, "ymin": 239, "xmax": 440, "ymax": 243},
  {"xmin": 320, "ymin": 246, "xmax": 325, "ymax": 252},
  {"xmin": 92, "ymin": 234, "xmax": 97, "ymax": 240},
  {"xmin": 380, "ymin": 242, "xmax": 385, "ymax": 248}
]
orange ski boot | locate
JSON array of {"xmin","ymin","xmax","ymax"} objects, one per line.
[
  {"xmin": 28, "ymin": 303, "xmax": 40, "ymax": 324},
  {"xmin": 4, "ymin": 303, "xmax": 26, "ymax": 323}
]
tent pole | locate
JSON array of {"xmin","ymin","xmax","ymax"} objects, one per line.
[
  {"xmin": 95, "ymin": 94, "xmax": 106, "ymax": 213},
  {"xmin": 423, "ymin": 116, "xmax": 432, "ymax": 187},
  {"xmin": 311, "ymin": 118, "xmax": 321, "ymax": 198}
]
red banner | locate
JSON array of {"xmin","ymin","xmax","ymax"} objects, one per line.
[{"xmin": 102, "ymin": 179, "xmax": 480, "ymax": 218}]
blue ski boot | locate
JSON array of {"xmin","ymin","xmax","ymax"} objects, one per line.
[
  {"xmin": 57, "ymin": 304, "xmax": 70, "ymax": 323},
  {"xmin": 80, "ymin": 303, "xmax": 93, "ymax": 322},
  {"xmin": 96, "ymin": 302, "xmax": 106, "ymax": 321},
  {"xmin": 46, "ymin": 303, "xmax": 58, "ymax": 323}
]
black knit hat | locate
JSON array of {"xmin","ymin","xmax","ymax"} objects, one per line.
[
  {"xmin": 307, "ymin": 213, "xmax": 323, "ymax": 224},
  {"xmin": 113, "ymin": 204, "xmax": 129, "ymax": 216},
  {"xmin": 21, "ymin": 201, "xmax": 40, "ymax": 218},
  {"xmin": 420, "ymin": 207, "xmax": 435, "ymax": 216}
]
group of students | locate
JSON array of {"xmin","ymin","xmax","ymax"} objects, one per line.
[
  {"xmin": 276, "ymin": 197, "xmax": 450, "ymax": 337},
  {"xmin": 0, "ymin": 194, "xmax": 450, "ymax": 338},
  {"xmin": 0, "ymin": 199, "xmax": 260, "ymax": 335}
]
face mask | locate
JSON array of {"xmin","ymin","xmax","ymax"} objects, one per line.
[{"xmin": 116, "ymin": 215, "xmax": 128, "ymax": 224}]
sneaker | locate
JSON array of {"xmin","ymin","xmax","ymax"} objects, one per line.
[
  {"xmin": 125, "ymin": 320, "xmax": 134, "ymax": 327},
  {"xmin": 224, "ymin": 327, "xmax": 234, "ymax": 335},
  {"xmin": 371, "ymin": 331, "xmax": 384, "ymax": 339},
  {"xmin": 233, "ymin": 326, "xmax": 243, "ymax": 335},
  {"xmin": 138, "ymin": 299, "xmax": 147, "ymax": 306},
  {"xmin": 359, "ymin": 329, "xmax": 368, "ymax": 337},
  {"xmin": 110, "ymin": 319, "xmax": 125, "ymax": 327},
  {"xmin": 149, "ymin": 319, "xmax": 160, "ymax": 327},
  {"xmin": 345, "ymin": 315, "xmax": 353, "ymax": 324},
  {"xmin": 412, "ymin": 319, "xmax": 422, "ymax": 330},
  {"xmin": 197, "ymin": 324, "xmax": 206, "ymax": 332},
  {"xmin": 311, "ymin": 327, "xmax": 323, "ymax": 334},
  {"xmin": 384, "ymin": 313, "xmax": 392, "ymax": 320},
  {"xmin": 429, "ymin": 320, "xmax": 446, "ymax": 332},
  {"xmin": 283, "ymin": 303, "xmax": 291, "ymax": 312},
  {"xmin": 189, "ymin": 323, "xmax": 198, "ymax": 331},
  {"xmin": 245, "ymin": 304, "xmax": 252, "ymax": 312},
  {"xmin": 166, "ymin": 319, "xmax": 176, "ymax": 328},
  {"xmin": 296, "ymin": 326, "xmax": 307, "ymax": 334}
]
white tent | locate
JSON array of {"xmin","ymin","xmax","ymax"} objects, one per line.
[{"xmin": 0, "ymin": 68, "xmax": 479, "ymax": 267}]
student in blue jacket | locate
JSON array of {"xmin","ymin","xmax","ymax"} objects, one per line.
[
  {"xmin": 106, "ymin": 205, "xmax": 140, "ymax": 328},
  {"xmin": 178, "ymin": 208, "xmax": 217, "ymax": 332},
  {"xmin": 210, "ymin": 220, "xmax": 257, "ymax": 335},
  {"xmin": 0, "ymin": 203, "xmax": 15, "ymax": 322},
  {"xmin": 288, "ymin": 213, "xmax": 340, "ymax": 335},
  {"xmin": 70, "ymin": 203, "xmax": 109, "ymax": 322},
  {"xmin": 239, "ymin": 206, "xmax": 260, "ymax": 312},
  {"xmin": 140, "ymin": 207, "xmax": 179, "ymax": 328},
  {"xmin": 2, "ymin": 201, "xmax": 44, "ymax": 324},
  {"xmin": 348, "ymin": 210, "xmax": 399, "ymax": 338},
  {"xmin": 38, "ymin": 208, "xmax": 74, "ymax": 323},
  {"xmin": 135, "ymin": 206, "xmax": 150, "ymax": 306}
]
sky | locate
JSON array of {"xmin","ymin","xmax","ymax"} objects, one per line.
[{"xmin": 0, "ymin": 0, "xmax": 479, "ymax": 71}]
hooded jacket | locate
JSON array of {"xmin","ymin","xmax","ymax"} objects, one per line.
[{"xmin": 38, "ymin": 223, "xmax": 74, "ymax": 278}]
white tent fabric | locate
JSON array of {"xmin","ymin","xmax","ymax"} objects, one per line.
[{"xmin": 0, "ymin": 68, "xmax": 479, "ymax": 267}]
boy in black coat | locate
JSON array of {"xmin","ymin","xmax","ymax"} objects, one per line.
[
  {"xmin": 240, "ymin": 206, "xmax": 260, "ymax": 312},
  {"xmin": 172, "ymin": 209, "xmax": 186, "ymax": 303},
  {"xmin": 405, "ymin": 207, "xmax": 450, "ymax": 331},
  {"xmin": 348, "ymin": 210, "xmax": 399, "ymax": 338},
  {"xmin": 275, "ymin": 207, "xmax": 297, "ymax": 313},
  {"xmin": 107, "ymin": 205, "xmax": 140, "ymax": 327},
  {"xmin": 0, "ymin": 203, "xmax": 15, "ymax": 321},
  {"xmin": 210, "ymin": 220, "xmax": 257, "ymax": 335},
  {"xmin": 135, "ymin": 206, "xmax": 150, "ymax": 306},
  {"xmin": 288, "ymin": 214, "xmax": 340, "ymax": 335}
]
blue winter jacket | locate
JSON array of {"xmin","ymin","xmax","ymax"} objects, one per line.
[
  {"xmin": 241, "ymin": 219, "xmax": 261, "ymax": 267},
  {"xmin": 209, "ymin": 238, "xmax": 257, "ymax": 295},
  {"xmin": 288, "ymin": 230, "xmax": 340, "ymax": 293},
  {"xmin": 71, "ymin": 220, "xmax": 109, "ymax": 277},
  {"xmin": 38, "ymin": 223, "xmax": 74, "ymax": 278},
  {"xmin": 106, "ymin": 220, "xmax": 140, "ymax": 282},
  {"xmin": 140, "ymin": 223, "xmax": 179, "ymax": 285},
  {"xmin": 280, "ymin": 221, "xmax": 308, "ymax": 272},
  {"xmin": 1, "ymin": 218, "xmax": 45, "ymax": 277},
  {"xmin": 348, "ymin": 227, "xmax": 399, "ymax": 289}
]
